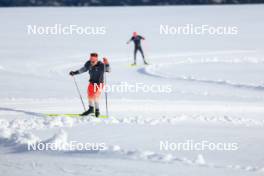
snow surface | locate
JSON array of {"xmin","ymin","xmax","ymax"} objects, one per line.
[{"xmin": 0, "ymin": 5, "xmax": 264, "ymax": 176}]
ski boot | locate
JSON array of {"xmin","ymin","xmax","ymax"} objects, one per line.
[
  {"xmin": 81, "ymin": 106, "xmax": 94, "ymax": 116},
  {"xmin": 95, "ymin": 109, "xmax": 100, "ymax": 118}
]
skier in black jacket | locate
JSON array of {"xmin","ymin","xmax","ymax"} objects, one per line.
[
  {"xmin": 127, "ymin": 32, "xmax": 148, "ymax": 65},
  {"xmin": 69, "ymin": 53, "xmax": 110, "ymax": 117}
]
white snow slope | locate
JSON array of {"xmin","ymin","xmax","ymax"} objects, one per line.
[{"xmin": 0, "ymin": 5, "xmax": 264, "ymax": 176}]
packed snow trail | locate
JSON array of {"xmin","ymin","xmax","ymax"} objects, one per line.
[{"xmin": 141, "ymin": 50, "xmax": 264, "ymax": 91}]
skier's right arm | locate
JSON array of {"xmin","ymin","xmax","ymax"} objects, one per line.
[
  {"xmin": 126, "ymin": 37, "xmax": 133, "ymax": 44},
  {"xmin": 69, "ymin": 61, "xmax": 90, "ymax": 76}
]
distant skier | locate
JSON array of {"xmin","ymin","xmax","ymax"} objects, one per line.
[
  {"xmin": 127, "ymin": 32, "xmax": 148, "ymax": 65},
  {"xmin": 69, "ymin": 53, "xmax": 110, "ymax": 117}
]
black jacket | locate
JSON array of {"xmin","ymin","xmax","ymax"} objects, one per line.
[
  {"xmin": 76, "ymin": 60, "xmax": 110, "ymax": 84},
  {"xmin": 129, "ymin": 35, "xmax": 144, "ymax": 48}
]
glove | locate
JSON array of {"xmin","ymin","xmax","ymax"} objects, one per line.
[
  {"xmin": 103, "ymin": 57, "xmax": 109, "ymax": 65},
  {"xmin": 69, "ymin": 71, "xmax": 78, "ymax": 76}
]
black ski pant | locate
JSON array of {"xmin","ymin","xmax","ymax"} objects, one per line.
[{"xmin": 134, "ymin": 46, "xmax": 146, "ymax": 64}]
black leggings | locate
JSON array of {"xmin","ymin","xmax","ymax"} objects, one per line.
[{"xmin": 134, "ymin": 46, "xmax": 146, "ymax": 63}]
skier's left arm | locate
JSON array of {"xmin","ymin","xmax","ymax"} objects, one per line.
[{"xmin": 103, "ymin": 57, "xmax": 110, "ymax": 72}]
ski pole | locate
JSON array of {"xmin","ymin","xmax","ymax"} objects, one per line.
[
  {"xmin": 142, "ymin": 39, "xmax": 148, "ymax": 63},
  {"xmin": 128, "ymin": 44, "xmax": 131, "ymax": 66},
  {"xmin": 104, "ymin": 64, "xmax": 109, "ymax": 117},
  {"xmin": 72, "ymin": 76, "xmax": 86, "ymax": 112}
]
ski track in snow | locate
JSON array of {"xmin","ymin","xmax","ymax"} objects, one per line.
[
  {"xmin": 141, "ymin": 66, "xmax": 264, "ymax": 91},
  {"xmin": 0, "ymin": 110, "xmax": 264, "ymax": 132},
  {"xmin": 140, "ymin": 55, "xmax": 264, "ymax": 91},
  {"xmin": 0, "ymin": 129, "xmax": 262, "ymax": 173}
]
